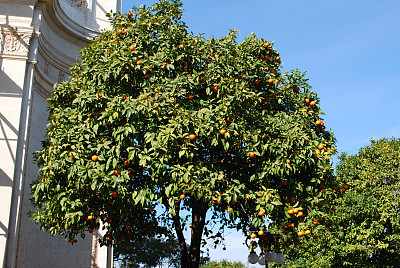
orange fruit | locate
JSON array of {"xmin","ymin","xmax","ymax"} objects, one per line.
[
  {"xmin": 264, "ymin": 42, "xmax": 269, "ymax": 48},
  {"xmin": 286, "ymin": 159, "xmax": 291, "ymax": 164},
  {"xmin": 136, "ymin": 61, "xmax": 141, "ymax": 65},
  {"xmin": 180, "ymin": 194, "xmax": 186, "ymax": 200},
  {"xmin": 282, "ymin": 179, "xmax": 288, "ymax": 186},
  {"xmin": 250, "ymin": 233, "xmax": 256, "ymax": 239},
  {"xmin": 245, "ymin": 195, "xmax": 251, "ymax": 201},
  {"xmin": 298, "ymin": 211, "xmax": 303, "ymax": 217},
  {"xmin": 288, "ymin": 209, "xmax": 294, "ymax": 214},
  {"xmin": 298, "ymin": 231, "xmax": 304, "ymax": 237},
  {"xmin": 318, "ymin": 144, "xmax": 324, "ymax": 150},
  {"xmin": 87, "ymin": 215, "xmax": 93, "ymax": 220},
  {"xmin": 123, "ymin": 95, "xmax": 128, "ymax": 100},
  {"xmin": 220, "ymin": 129, "xmax": 226, "ymax": 135},
  {"xmin": 264, "ymin": 55, "xmax": 270, "ymax": 60},
  {"xmin": 276, "ymin": 56, "xmax": 281, "ymax": 61},
  {"xmin": 214, "ymin": 54, "xmax": 219, "ymax": 58},
  {"xmin": 249, "ymin": 152, "xmax": 256, "ymax": 159},
  {"xmin": 293, "ymin": 208, "xmax": 299, "ymax": 214},
  {"xmin": 315, "ymin": 120, "xmax": 321, "ymax": 125},
  {"xmin": 313, "ymin": 219, "xmax": 318, "ymax": 225},
  {"xmin": 310, "ymin": 101, "xmax": 316, "ymax": 106},
  {"xmin": 123, "ymin": 29, "xmax": 128, "ymax": 34},
  {"xmin": 129, "ymin": 45, "xmax": 135, "ymax": 51},
  {"xmin": 268, "ymin": 78, "xmax": 274, "ymax": 84},
  {"xmin": 189, "ymin": 134, "xmax": 196, "ymax": 141},
  {"xmin": 258, "ymin": 230, "xmax": 264, "ymax": 236},
  {"xmin": 92, "ymin": 155, "xmax": 98, "ymax": 162},
  {"xmin": 124, "ymin": 160, "xmax": 130, "ymax": 166},
  {"xmin": 98, "ymin": 93, "xmax": 102, "ymax": 98},
  {"xmin": 112, "ymin": 192, "xmax": 118, "ymax": 198},
  {"xmin": 258, "ymin": 210, "xmax": 265, "ymax": 216},
  {"xmin": 160, "ymin": 65, "xmax": 167, "ymax": 70},
  {"xmin": 70, "ymin": 154, "xmax": 75, "ymax": 159},
  {"xmin": 254, "ymin": 79, "xmax": 260, "ymax": 85},
  {"xmin": 305, "ymin": 230, "xmax": 311, "ymax": 235},
  {"xmin": 188, "ymin": 94, "xmax": 193, "ymax": 99},
  {"xmin": 118, "ymin": 29, "xmax": 123, "ymax": 34},
  {"xmin": 305, "ymin": 98, "xmax": 310, "ymax": 103}
]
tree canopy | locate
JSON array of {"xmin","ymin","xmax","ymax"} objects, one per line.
[
  {"xmin": 282, "ymin": 137, "xmax": 400, "ymax": 267},
  {"xmin": 30, "ymin": 0, "xmax": 338, "ymax": 267}
]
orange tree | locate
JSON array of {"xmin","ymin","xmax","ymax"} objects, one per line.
[
  {"xmin": 282, "ymin": 137, "xmax": 400, "ymax": 267},
  {"xmin": 30, "ymin": 1, "xmax": 337, "ymax": 267}
]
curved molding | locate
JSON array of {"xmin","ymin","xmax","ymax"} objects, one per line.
[
  {"xmin": 0, "ymin": 25, "xmax": 32, "ymax": 59},
  {"xmin": 52, "ymin": 0, "xmax": 98, "ymax": 42}
]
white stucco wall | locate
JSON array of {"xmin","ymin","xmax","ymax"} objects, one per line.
[{"xmin": 1, "ymin": 0, "xmax": 119, "ymax": 267}]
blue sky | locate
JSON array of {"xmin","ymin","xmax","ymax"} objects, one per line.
[{"xmin": 121, "ymin": 0, "xmax": 400, "ymax": 264}]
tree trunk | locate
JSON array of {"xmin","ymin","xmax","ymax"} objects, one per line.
[{"xmin": 187, "ymin": 201, "xmax": 207, "ymax": 268}]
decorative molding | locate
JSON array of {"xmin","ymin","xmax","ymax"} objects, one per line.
[
  {"xmin": 57, "ymin": 70, "xmax": 66, "ymax": 84},
  {"xmin": 65, "ymin": 0, "xmax": 88, "ymax": 11},
  {"xmin": 0, "ymin": 28, "xmax": 31, "ymax": 57},
  {"xmin": 33, "ymin": 80, "xmax": 51, "ymax": 99}
]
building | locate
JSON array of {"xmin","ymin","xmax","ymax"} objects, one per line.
[{"xmin": 0, "ymin": 0, "xmax": 121, "ymax": 267}]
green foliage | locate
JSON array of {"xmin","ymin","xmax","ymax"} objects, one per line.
[
  {"xmin": 200, "ymin": 260, "xmax": 246, "ymax": 268},
  {"xmin": 30, "ymin": 0, "xmax": 337, "ymax": 265},
  {"xmin": 282, "ymin": 137, "xmax": 400, "ymax": 267},
  {"xmin": 114, "ymin": 237, "xmax": 180, "ymax": 267}
]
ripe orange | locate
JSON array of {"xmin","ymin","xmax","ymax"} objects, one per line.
[
  {"xmin": 249, "ymin": 152, "xmax": 256, "ymax": 159},
  {"xmin": 250, "ymin": 233, "xmax": 256, "ymax": 239},
  {"xmin": 92, "ymin": 155, "xmax": 98, "ymax": 162},
  {"xmin": 118, "ymin": 29, "xmax": 123, "ymax": 34},
  {"xmin": 315, "ymin": 120, "xmax": 321, "ymax": 125},
  {"xmin": 245, "ymin": 195, "xmax": 251, "ymax": 201},
  {"xmin": 310, "ymin": 101, "xmax": 316, "ymax": 106},
  {"xmin": 293, "ymin": 208, "xmax": 299, "ymax": 214},
  {"xmin": 298, "ymin": 231, "xmax": 304, "ymax": 237},
  {"xmin": 124, "ymin": 160, "xmax": 130, "ymax": 166},
  {"xmin": 189, "ymin": 134, "xmax": 196, "ymax": 141},
  {"xmin": 220, "ymin": 129, "xmax": 226, "ymax": 135},
  {"xmin": 313, "ymin": 219, "xmax": 318, "ymax": 225},
  {"xmin": 305, "ymin": 230, "xmax": 311, "ymax": 235},
  {"xmin": 298, "ymin": 211, "xmax": 303, "ymax": 217},
  {"xmin": 112, "ymin": 192, "xmax": 117, "ymax": 198},
  {"xmin": 276, "ymin": 56, "xmax": 281, "ymax": 61},
  {"xmin": 214, "ymin": 54, "xmax": 219, "ymax": 58},
  {"xmin": 288, "ymin": 209, "xmax": 294, "ymax": 214},
  {"xmin": 264, "ymin": 42, "xmax": 269, "ymax": 48},
  {"xmin": 180, "ymin": 194, "xmax": 186, "ymax": 200},
  {"xmin": 289, "ymin": 223, "xmax": 295, "ymax": 228},
  {"xmin": 286, "ymin": 159, "xmax": 291, "ymax": 164},
  {"xmin": 123, "ymin": 29, "xmax": 128, "ymax": 34},
  {"xmin": 188, "ymin": 94, "xmax": 193, "ymax": 99},
  {"xmin": 258, "ymin": 210, "xmax": 265, "ymax": 216},
  {"xmin": 254, "ymin": 79, "xmax": 260, "ymax": 85},
  {"xmin": 129, "ymin": 45, "xmax": 135, "ymax": 51},
  {"xmin": 123, "ymin": 95, "xmax": 128, "ymax": 100},
  {"xmin": 258, "ymin": 230, "xmax": 264, "ymax": 236},
  {"xmin": 268, "ymin": 78, "xmax": 274, "ymax": 84},
  {"xmin": 70, "ymin": 154, "xmax": 75, "ymax": 159},
  {"xmin": 98, "ymin": 93, "xmax": 102, "ymax": 98},
  {"xmin": 136, "ymin": 61, "xmax": 141, "ymax": 65},
  {"xmin": 318, "ymin": 144, "xmax": 324, "ymax": 150},
  {"xmin": 213, "ymin": 87, "xmax": 219, "ymax": 92},
  {"xmin": 87, "ymin": 215, "xmax": 93, "ymax": 220},
  {"xmin": 161, "ymin": 65, "xmax": 167, "ymax": 70}
]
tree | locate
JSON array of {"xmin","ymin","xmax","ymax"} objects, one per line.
[
  {"xmin": 200, "ymin": 260, "xmax": 246, "ymax": 268},
  {"xmin": 30, "ymin": 1, "xmax": 337, "ymax": 267},
  {"xmin": 282, "ymin": 137, "xmax": 400, "ymax": 267},
  {"xmin": 113, "ymin": 236, "xmax": 180, "ymax": 267}
]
